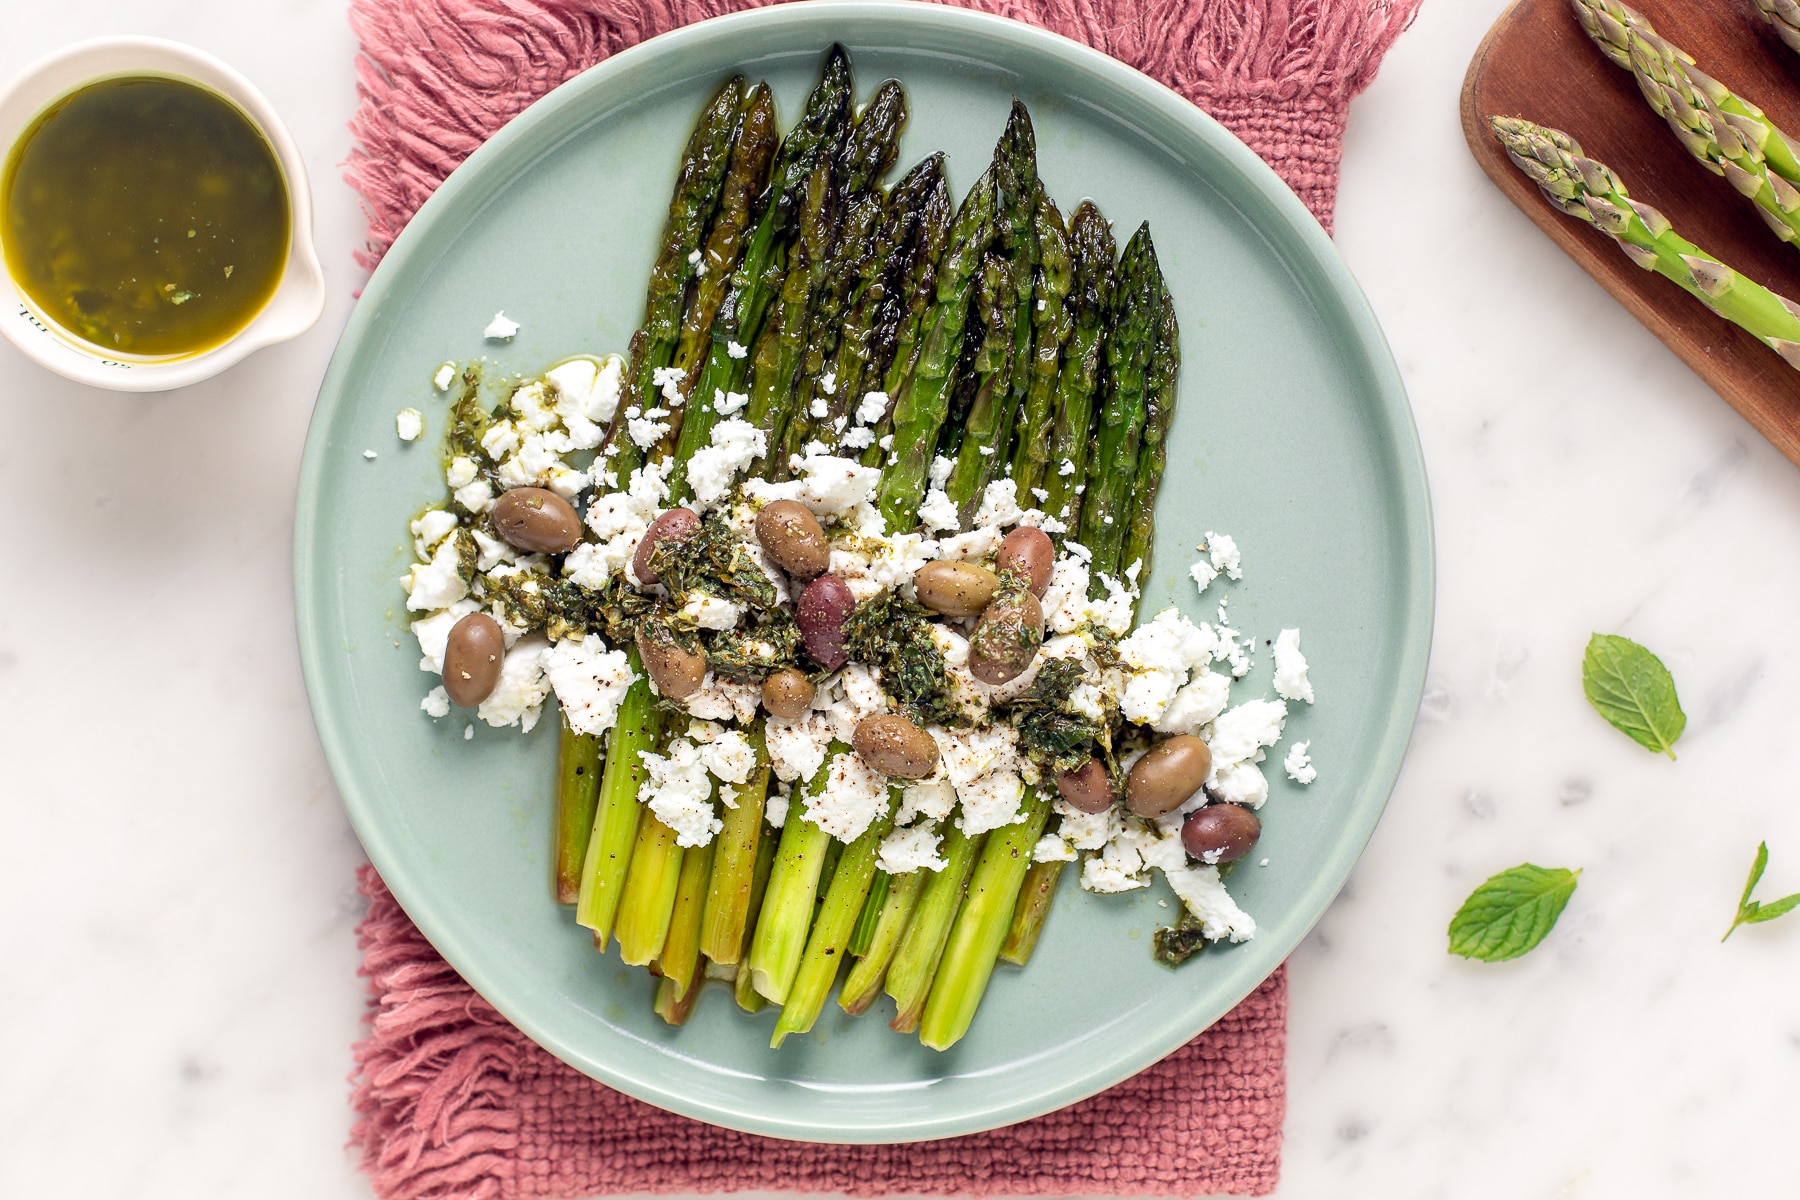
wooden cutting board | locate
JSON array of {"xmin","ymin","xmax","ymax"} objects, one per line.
[{"xmin": 1463, "ymin": 0, "xmax": 1800, "ymax": 464}]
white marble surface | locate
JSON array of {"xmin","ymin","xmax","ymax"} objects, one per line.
[{"xmin": 4, "ymin": 0, "xmax": 1799, "ymax": 1196}]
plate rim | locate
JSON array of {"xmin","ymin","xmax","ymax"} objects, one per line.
[{"xmin": 296, "ymin": 0, "xmax": 1435, "ymax": 1143}]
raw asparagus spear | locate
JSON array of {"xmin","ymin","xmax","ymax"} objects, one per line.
[
  {"xmin": 875, "ymin": 167, "xmax": 1000, "ymax": 528},
  {"xmin": 553, "ymin": 720, "xmax": 603, "ymax": 904},
  {"xmin": 1009, "ymin": 191, "xmax": 1074, "ymax": 498},
  {"xmin": 1123, "ymin": 274, "xmax": 1180, "ymax": 579},
  {"xmin": 1038, "ymin": 203, "xmax": 1117, "ymax": 532},
  {"xmin": 1079, "ymin": 223, "xmax": 1159, "ymax": 585},
  {"xmin": 603, "ymin": 76, "xmax": 745, "ymax": 483},
  {"xmin": 1490, "ymin": 116, "xmax": 1800, "ymax": 364},
  {"xmin": 1573, "ymin": 0, "xmax": 1800, "ymax": 245},
  {"xmin": 917, "ymin": 789, "xmax": 1051, "ymax": 1050},
  {"xmin": 1754, "ymin": 0, "xmax": 1800, "ymax": 56},
  {"xmin": 771, "ymin": 806, "xmax": 897, "ymax": 1046}
]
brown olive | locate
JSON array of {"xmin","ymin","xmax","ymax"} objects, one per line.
[
  {"xmin": 632, "ymin": 506, "xmax": 699, "ymax": 585},
  {"xmin": 996, "ymin": 526, "xmax": 1055, "ymax": 597},
  {"xmin": 636, "ymin": 627, "xmax": 708, "ymax": 700},
  {"xmin": 1126, "ymin": 734, "xmax": 1213, "ymax": 817},
  {"xmin": 755, "ymin": 499, "xmax": 831, "ymax": 580},
  {"xmin": 1055, "ymin": 758, "xmax": 1116, "ymax": 814},
  {"xmin": 967, "ymin": 590, "xmax": 1045, "ymax": 685},
  {"xmin": 796, "ymin": 574, "xmax": 855, "ymax": 670},
  {"xmin": 491, "ymin": 487, "xmax": 581, "ymax": 554},
  {"xmin": 852, "ymin": 713, "xmax": 940, "ymax": 779},
  {"xmin": 913, "ymin": 560, "xmax": 1000, "ymax": 617},
  {"xmin": 442, "ymin": 612, "xmax": 505, "ymax": 707},
  {"xmin": 1181, "ymin": 804, "xmax": 1262, "ymax": 863},
  {"xmin": 762, "ymin": 668, "xmax": 816, "ymax": 720}
]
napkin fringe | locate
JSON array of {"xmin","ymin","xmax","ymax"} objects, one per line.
[{"xmin": 343, "ymin": 0, "xmax": 1419, "ymax": 268}]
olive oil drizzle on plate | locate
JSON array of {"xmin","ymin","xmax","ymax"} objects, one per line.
[{"xmin": 1, "ymin": 74, "xmax": 291, "ymax": 359}]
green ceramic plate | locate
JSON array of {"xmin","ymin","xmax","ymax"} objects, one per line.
[{"xmin": 296, "ymin": 0, "xmax": 1432, "ymax": 1143}]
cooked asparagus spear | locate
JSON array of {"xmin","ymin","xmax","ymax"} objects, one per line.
[
  {"xmin": 1490, "ymin": 116, "xmax": 1800, "ymax": 364},
  {"xmin": 698, "ymin": 727, "xmax": 771, "ymax": 964},
  {"xmin": 864, "ymin": 163, "xmax": 955, "ymax": 455},
  {"xmin": 1123, "ymin": 273, "xmax": 1180, "ymax": 579},
  {"xmin": 603, "ymin": 76, "xmax": 745, "ymax": 483},
  {"xmin": 1079, "ymin": 223, "xmax": 1160, "ymax": 585},
  {"xmin": 943, "ymin": 251, "xmax": 1020, "ymax": 514},
  {"xmin": 574, "ymin": 647, "xmax": 664, "ymax": 947},
  {"xmin": 1754, "ymin": 0, "xmax": 1800, "ymax": 56},
  {"xmin": 999, "ymin": 855, "xmax": 1062, "ymax": 965},
  {"xmin": 875, "ymin": 167, "xmax": 1000, "ymax": 527},
  {"xmin": 839, "ymin": 866, "xmax": 927, "ymax": 1013},
  {"xmin": 1009, "ymin": 190, "xmax": 1074, "ymax": 498},
  {"xmin": 1038, "ymin": 203, "xmax": 1117, "ymax": 533},
  {"xmin": 553, "ymin": 719, "xmax": 603, "ymax": 904},
  {"xmin": 744, "ymin": 747, "xmax": 844, "ymax": 1003},
  {"xmin": 885, "ymin": 824, "xmax": 984, "ymax": 1033},
  {"xmin": 654, "ymin": 838, "xmax": 716, "ymax": 1005},
  {"xmin": 1573, "ymin": 0, "xmax": 1800, "ymax": 245}
]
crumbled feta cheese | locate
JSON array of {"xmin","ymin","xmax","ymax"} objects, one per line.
[
  {"xmin": 697, "ymin": 728, "xmax": 757, "ymax": 785},
  {"xmin": 651, "ymin": 364, "xmax": 687, "ymax": 406},
  {"xmin": 1054, "ymin": 799, "xmax": 1119, "ymax": 850},
  {"xmin": 434, "ymin": 362, "xmax": 457, "ymax": 391},
  {"xmin": 878, "ymin": 824, "xmax": 947, "ymax": 874},
  {"xmin": 856, "ymin": 391, "xmax": 888, "ymax": 425},
  {"xmin": 421, "ymin": 686, "xmax": 451, "ymax": 718},
  {"xmin": 1214, "ymin": 625, "xmax": 1253, "ymax": 678},
  {"xmin": 1210, "ymin": 761, "xmax": 1269, "ymax": 808},
  {"xmin": 685, "ymin": 417, "xmax": 766, "ymax": 509},
  {"xmin": 546, "ymin": 354, "xmax": 623, "ymax": 442},
  {"xmin": 929, "ymin": 455, "xmax": 956, "ymax": 489},
  {"xmin": 683, "ymin": 672, "xmax": 761, "ymax": 724},
  {"xmin": 363, "ymin": 450, "xmax": 378, "ymax": 460},
  {"xmin": 396, "ymin": 408, "xmax": 424, "ymax": 441},
  {"xmin": 1154, "ymin": 669, "xmax": 1232, "ymax": 735},
  {"xmin": 484, "ymin": 311, "xmax": 519, "ymax": 340},
  {"xmin": 627, "ymin": 410, "xmax": 670, "ymax": 449},
  {"xmin": 1206, "ymin": 532, "xmax": 1242, "ymax": 580},
  {"xmin": 1206, "ymin": 698, "xmax": 1288, "ymax": 801},
  {"xmin": 1057, "ymin": 458, "xmax": 1075, "ymax": 476},
  {"xmin": 1189, "ymin": 556, "xmax": 1218, "ymax": 595},
  {"xmin": 1033, "ymin": 833, "xmax": 1076, "ymax": 863},
  {"xmin": 446, "ymin": 456, "xmax": 479, "ymax": 490},
  {"xmin": 808, "ymin": 396, "xmax": 829, "ymax": 419},
  {"xmin": 1163, "ymin": 862, "xmax": 1255, "ymax": 941},
  {"xmin": 841, "ymin": 426, "xmax": 876, "ymax": 450},
  {"xmin": 411, "ymin": 508, "xmax": 459, "ymax": 558},
  {"xmin": 878, "ymin": 434, "xmax": 893, "ymax": 450},
  {"xmin": 1272, "ymin": 629, "xmax": 1314, "ymax": 703},
  {"xmin": 766, "ymin": 712, "xmax": 833, "ymax": 783},
  {"xmin": 916, "ymin": 488, "xmax": 960, "ymax": 533},
  {"xmin": 544, "ymin": 634, "xmax": 636, "ymax": 736},
  {"xmin": 464, "ymin": 725, "xmax": 474, "ymax": 740},
  {"xmin": 712, "ymin": 388, "xmax": 749, "ymax": 416},
  {"xmin": 727, "ymin": 340, "xmax": 748, "ymax": 360},
  {"xmin": 765, "ymin": 786, "xmax": 790, "ymax": 828},
  {"xmin": 638, "ymin": 738, "xmax": 722, "ymax": 847},
  {"xmin": 1284, "ymin": 740, "xmax": 1316, "ymax": 784},
  {"xmin": 480, "ymin": 420, "xmax": 520, "ymax": 460},
  {"xmin": 680, "ymin": 592, "xmax": 743, "ymax": 630},
  {"xmin": 937, "ymin": 527, "xmax": 1002, "ymax": 562},
  {"xmin": 477, "ymin": 635, "xmax": 551, "ymax": 730},
  {"xmin": 897, "ymin": 777, "xmax": 957, "ymax": 825},
  {"xmin": 957, "ymin": 768, "xmax": 1025, "ymax": 835},
  {"xmin": 744, "ymin": 452, "xmax": 880, "ymax": 521},
  {"xmin": 973, "ymin": 479, "xmax": 1023, "ymax": 529},
  {"xmin": 1116, "ymin": 608, "xmax": 1221, "ymax": 724},
  {"xmin": 820, "ymin": 371, "xmax": 837, "ymax": 395},
  {"xmin": 404, "ymin": 536, "xmax": 470, "ymax": 611},
  {"xmin": 802, "ymin": 751, "xmax": 890, "ymax": 842}
]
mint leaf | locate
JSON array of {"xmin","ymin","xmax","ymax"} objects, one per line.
[
  {"xmin": 1448, "ymin": 864, "xmax": 1581, "ymax": 961},
  {"xmin": 1582, "ymin": 634, "xmax": 1685, "ymax": 759},
  {"xmin": 1723, "ymin": 842, "xmax": 1800, "ymax": 940}
]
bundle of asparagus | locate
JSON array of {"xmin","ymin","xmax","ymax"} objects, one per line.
[{"xmin": 423, "ymin": 47, "xmax": 1244, "ymax": 1053}]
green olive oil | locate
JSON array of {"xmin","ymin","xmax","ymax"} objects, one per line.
[{"xmin": 1, "ymin": 74, "xmax": 291, "ymax": 358}]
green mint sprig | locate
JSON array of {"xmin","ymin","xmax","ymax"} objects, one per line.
[
  {"xmin": 1448, "ymin": 864, "xmax": 1581, "ymax": 962},
  {"xmin": 1582, "ymin": 634, "xmax": 1685, "ymax": 759},
  {"xmin": 1723, "ymin": 842, "xmax": 1800, "ymax": 942}
]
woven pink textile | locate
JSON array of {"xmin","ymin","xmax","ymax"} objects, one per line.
[{"xmin": 344, "ymin": 2, "xmax": 1418, "ymax": 1197}]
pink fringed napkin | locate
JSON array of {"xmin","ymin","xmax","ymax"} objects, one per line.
[{"xmin": 343, "ymin": 2, "xmax": 1418, "ymax": 1197}]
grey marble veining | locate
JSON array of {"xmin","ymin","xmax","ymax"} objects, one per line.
[{"xmin": 3, "ymin": 0, "xmax": 1798, "ymax": 1197}]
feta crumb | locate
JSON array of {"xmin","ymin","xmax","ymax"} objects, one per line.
[
  {"xmin": 897, "ymin": 777, "xmax": 957, "ymax": 825},
  {"xmin": 713, "ymin": 388, "xmax": 748, "ymax": 416},
  {"xmin": 697, "ymin": 728, "xmax": 757, "ymax": 785},
  {"xmin": 878, "ymin": 825, "xmax": 947, "ymax": 874},
  {"xmin": 363, "ymin": 450, "xmax": 378, "ymax": 460},
  {"xmin": 916, "ymin": 488, "xmax": 960, "ymax": 533},
  {"xmin": 979, "ymin": 444, "xmax": 994, "ymax": 456},
  {"xmin": 820, "ymin": 371, "xmax": 837, "ymax": 395},
  {"xmin": 484, "ymin": 311, "xmax": 520, "ymax": 340},
  {"xmin": 1272, "ymin": 628, "xmax": 1314, "ymax": 703},
  {"xmin": 802, "ymin": 751, "xmax": 890, "ymax": 842},
  {"xmin": 684, "ymin": 672, "xmax": 761, "ymax": 724},
  {"xmin": 446, "ymin": 456, "xmax": 479, "ymax": 490},
  {"xmin": 396, "ymin": 408, "xmax": 424, "ymax": 441},
  {"xmin": 809, "ymin": 396, "xmax": 829, "ymax": 419},
  {"xmin": 464, "ymin": 725, "xmax": 474, "ymax": 740},
  {"xmin": 973, "ymin": 479, "xmax": 1023, "ymax": 529},
  {"xmin": 727, "ymin": 340, "xmax": 748, "ymax": 360},
  {"xmin": 841, "ymin": 426, "xmax": 876, "ymax": 450},
  {"xmin": 766, "ymin": 712, "xmax": 833, "ymax": 783},
  {"xmin": 681, "ymin": 591, "xmax": 744, "ymax": 630},
  {"xmin": 477, "ymin": 635, "xmax": 551, "ymax": 730},
  {"xmin": 1206, "ymin": 532, "xmax": 1242, "ymax": 580},
  {"xmin": 651, "ymin": 364, "xmax": 687, "ymax": 406},
  {"xmin": 1284, "ymin": 740, "xmax": 1317, "ymax": 784},
  {"xmin": 929, "ymin": 455, "xmax": 956, "ymax": 489},
  {"xmin": 421, "ymin": 686, "xmax": 450, "ymax": 718},
  {"xmin": 1032, "ymin": 833, "xmax": 1076, "ymax": 863},
  {"xmin": 1057, "ymin": 458, "xmax": 1075, "ymax": 476},
  {"xmin": 404, "ymin": 536, "xmax": 470, "ymax": 611},
  {"xmin": 765, "ymin": 786, "xmax": 790, "ymax": 829},
  {"xmin": 638, "ymin": 738, "xmax": 722, "ymax": 847},
  {"xmin": 687, "ymin": 248, "xmax": 702, "ymax": 265},
  {"xmin": 1163, "ymin": 862, "xmax": 1256, "ymax": 942},
  {"xmin": 856, "ymin": 391, "xmax": 888, "ymax": 425},
  {"xmin": 685, "ymin": 417, "xmax": 766, "ymax": 509},
  {"xmin": 1207, "ymin": 698, "xmax": 1288, "ymax": 783},
  {"xmin": 544, "ymin": 634, "xmax": 636, "ymax": 736},
  {"xmin": 433, "ymin": 362, "xmax": 457, "ymax": 391},
  {"xmin": 627, "ymin": 410, "xmax": 670, "ymax": 450},
  {"xmin": 1189, "ymin": 556, "xmax": 1218, "ymax": 594},
  {"xmin": 879, "ymin": 434, "xmax": 893, "ymax": 450}
]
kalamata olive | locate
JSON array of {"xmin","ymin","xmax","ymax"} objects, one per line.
[
  {"xmin": 967, "ymin": 591, "xmax": 1045, "ymax": 685},
  {"xmin": 913, "ymin": 560, "xmax": 1000, "ymax": 617},
  {"xmin": 1126, "ymin": 734, "xmax": 1213, "ymax": 817},
  {"xmin": 762, "ymin": 668, "xmax": 816, "ymax": 720},
  {"xmin": 852, "ymin": 713, "xmax": 940, "ymax": 779},
  {"xmin": 1055, "ymin": 758, "xmax": 1115, "ymax": 814},
  {"xmin": 796, "ymin": 574, "xmax": 855, "ymax": 669},
  {"xmin": 632, "ymin": 506, "xmax": 699, "ymax": 585},
  {"xmin": 442, "ymin": 612, "xmax": 505, "ymax": 707},
  {"xmin": 1181, "ymin": 803, "xmax": 1262, "ymax": 863},
  {"xmin": 636, "ymin": 627, "xmax": 708, "ymax": 699},
  {"xmin": 756, "ymin": 499, "xmax": 831, "ymax": 580},
  {"xmin": 491, "ymin": 487, "xmax": 582, "ymax": 554},
  {"xmin": 996, "ymin": 526, "xmax": 1055, "ymax": 597}
]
